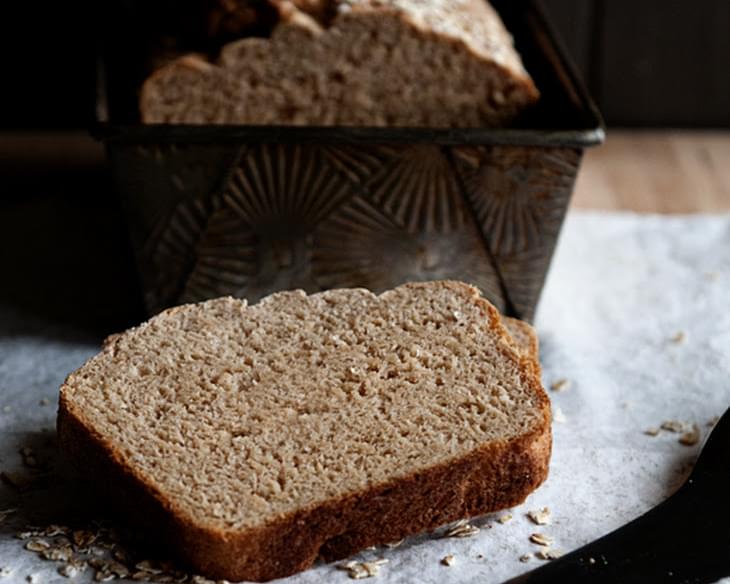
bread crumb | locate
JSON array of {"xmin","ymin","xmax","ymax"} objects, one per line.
[
  {"xmin": 519, "ymin": 554, "xmax": 531, "ymax": 563},
  {"xmin": 550, "ymin": 379, "xmax": 570, "ymax": 392},
  {"xmin": 644, "ymin": 427, "xmax": 660, "ymax": 436},
  {"xmin": 679, "ymin": 424, "xmax": 700, "ymax": 446},
  {"xmin": 536, "ymin": 548, "xmax": 563, "ymax": 560},
  {"xmin": 553, "ymin": 408, "xmax": 567, "ymax": 424},
  {"xmin": 337, "ymin": 559, "xmax": 388, "ymax": 579},
  {"xmin": 384, "ymin": 539, "xmax": 403, "ymax": 549},
  {"xmin": 669, "ymin": 331, "xmax": 686, "ymax": 344},
  {"xmin": 444, "ymin": 519, "xmax": 480, "ymax": 538},
  {"xmin": 527, "ymin": 507, "xmax": 551, "ymax": 525},
  {"xmin": 529, "ymin": 533, "xmax": 552, "ymax": 546},
  {"xmin": 497, "ymin": 513, "xmax": 512, "ymax": 524},
  {"xmin": 58, "ymin": 561, "xmax": 87, "ymax": 578},
  {"xmin": 588, "ymin": 557, "xmax": 596, "ymax": 565},
  {"xmin": 25, "ymin": 539, "xmax": 51, "ymax": 553},
  {"xmin": 661, "ymin": 420, "xmax": 686, "ymax": 433},
  {"xmin": 441, "ymin": 555, "xmax": 456, "ymax": 567},
  {"xmin": 26, "ymin": 575, "xmax": 39, "ymax": 584},
  {"xmin": 72, "ymin": 530, "xmax": 97, "ymax": 549},
  {"xmin": 0, "ymin": 567, "xmax": 13, "ymax": 578}
]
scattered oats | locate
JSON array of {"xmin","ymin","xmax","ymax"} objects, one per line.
[
  {"xmin": 679, "ymin": 424, "xmax": 700, "ymax": 446},
  {"xmin": 26, "ymin": 575, "xmax": 40, "ymax": 584},
  {"xmin": 588, "ymin": 557, "xmax": 596, "ymax": 565},
  {"xmin": 25, "ymin": 539, "xmax": 51, "ymax": 552},
  {"xmin": 670, "ymin": 331, "xmax": 686, "ymax": 344},
  {"xmin": 131, "ymin": 572, "xmax": 153, "ymax": 582},
  {"xmin": 661, "ymin": 420, "xmax": 686, "ymax": 433},
  {"xmin": 644, "ymin": 427, "xmax": 661, "ymax": 437},
  {"xmin": 707, "ymin": 416, "xmax": 720, "ymax": 428},
  {"xmin": 0, "ymin": 567, "xmax": 12, "ymax": 578},
  {"xmin": 41, "ymin": 543, "xmax": 73, "ymax": 562},
  {"xmin": 363, "ymin": 546, "xmax": 377, "ymax": 551},
  {"xmin": 550, "ymin": 379, "xmax": 570, "ymax": 392},
  {"xmin": 337, "ymin": 559, "xmax": 388, "ymax": 579},
  {"xmin": 43, "ymin": 525, "xmax": 70, "ymax": 537},
  {"xmin": 135, "ymin": 561, "xmax": 163, "ymax": 575},
  {"xmin": 441, "ymin": 554, "xmax": 456, "ymax": 567},
  {"xmin": 553, "ymin": 408, "xmax": 567, "ymax": 424},
  {"xmin": 529, "ymin": 533, "xmax": 553, "ymax": 547},
  {"xmin": 519, "ymin": 554, "xmax": 532, "ymax": 563},
  {"xmin": 444, "ymin": 519, "xmax": 480, "ymax": 538},
  {"xmin": 527, "ymin": 507, "xmax": 551, "ymax": 525},
  {"xmin": 59, "ymin": 561, "xmax": 88, "ymax": 578},
  {"xmin": 536, "ymin": 548, "xmax": 563, "ymax": 560},
  {"xmin": 497, "ymin": 513, "xmax": 512, "ymax": 524},
  {"xmin": 94, "ymin": 570, "xmax": 117, "ymax": 582},
  {"xmin": 72, "ymin": 530, "xmax": 97, "ymax": 549},
  {"xmin": 384, "ymin": 539, "xmax": 403, "ymax": 549},
  {"xmin": 105, "ymin": 561, "xmax": 130, "ymax": 578},
  {"xmin": 39, "ymin": 398, "xmax": 50, "ymax": 407}
]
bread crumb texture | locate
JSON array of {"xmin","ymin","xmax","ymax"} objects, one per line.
[{"xmin": 59, "ymin": 281, "xmax": 550, "ymax": 581}]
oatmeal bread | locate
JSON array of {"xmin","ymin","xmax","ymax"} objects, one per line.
[
  {"xmin": 58, "ymin": 281, "xmax": 550, "ymax": 582},
  {"xmin": 140, "ymin": 0, "xmax": 539, "ymax": 127},
  {"xmin": 504, "ymin": 316, "xmax": 541, "ymax": 376}
]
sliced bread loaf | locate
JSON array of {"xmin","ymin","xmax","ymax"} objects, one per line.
[
  {"xmin": 58, "ymin": 281, "xmax": 550, "ymax": 582},
  {"xmin": 140, "ymin": 0, "xmax": 539, "ymax": 127}
]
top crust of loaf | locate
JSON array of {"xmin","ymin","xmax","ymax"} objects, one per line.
[
  {"xmin": 140, "ymin": 0, "xmax": 538, "ymax": 127},
  {"xmin": 58, "ymin": 281, "xmax": 550, "ymax": 581}
]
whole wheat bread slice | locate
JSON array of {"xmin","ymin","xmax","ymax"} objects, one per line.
[
  {"xmin": 58, "ymin": 281, "xmax": 550, "ymax": 582},
  {"xmin": 140, "ymin": 0, "xmax": 539, "ymax": 127}
]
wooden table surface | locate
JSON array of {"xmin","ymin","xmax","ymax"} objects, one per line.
[{"xmin": 572, "ymin": 131, "xmax": 730, "ymax": 213}]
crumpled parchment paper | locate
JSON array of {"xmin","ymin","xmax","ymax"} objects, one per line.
[{"xmin": 1, "ymin": 212, "xmax": 729, "ymax": 583}]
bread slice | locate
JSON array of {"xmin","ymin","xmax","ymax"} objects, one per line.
[
  {"xmin": 58, "ymin": 281, "xmax": 550, "ymax": 582},
  {"xmin": 504, "ymin": 316, "xmax": 541, "ymax": 376},
  {"xmin": 140, "ymin": 0, "xmax": 539, "ymax": 127}
]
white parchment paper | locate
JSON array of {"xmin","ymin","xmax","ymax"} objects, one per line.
[{"xmin": 1, "ymin": 212, "xmax": 729, "ymax": 583}]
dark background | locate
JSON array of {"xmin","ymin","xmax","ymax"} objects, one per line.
[{"xmin": 0, "ymin": 0, "xmax": 728, "ymax": 130}]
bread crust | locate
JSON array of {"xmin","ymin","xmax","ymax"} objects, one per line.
[{"xmin": 58, "ymin": 282, "xmax": 551, "ymax": 582}]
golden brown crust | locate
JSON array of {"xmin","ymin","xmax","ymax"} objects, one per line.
[
  {"xmin": 59, "ymin": 396, "xmax": 550, "ymax": 581},
  {"xmin": 504, "ymin": 316, "xmax": 542, "ymax": 378},
  {"xmin": 57, "ymin": 281, "xmax": 551, "ymax": 582}
]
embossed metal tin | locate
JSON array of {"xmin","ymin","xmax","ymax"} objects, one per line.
[{"xmin": 95, "ymin": 0, "xmax": 604, "ymax": 321}]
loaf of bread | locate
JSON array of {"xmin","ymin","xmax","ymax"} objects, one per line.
[
  {"xmin": 140, "ymin": 0, "xmax": 539, "ymax": 127},
  {"xmin": 58, "ymin": 281, "xmax": 550, "ymax": 582}
]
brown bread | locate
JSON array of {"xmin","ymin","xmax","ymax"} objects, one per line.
[
  {"xmin": 140, "ymin": 0, "xmax": 539, "ymax": 127},
  {"xmin": 58, "ymin": 281, "xmax": 550, "ymax": 582}
]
